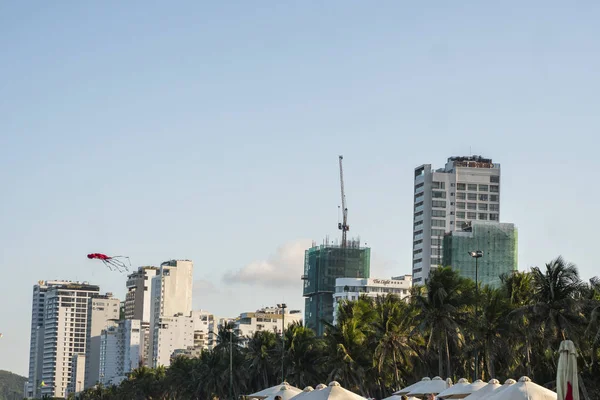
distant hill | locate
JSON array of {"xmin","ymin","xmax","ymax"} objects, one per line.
[{"xmin": 0, "ymin": 370, "xmax": 26, "ymax": 400}]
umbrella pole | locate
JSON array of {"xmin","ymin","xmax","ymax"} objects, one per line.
[{"xmin": 578, "ymin": 374, "xmax": 590, "ymax": 400}]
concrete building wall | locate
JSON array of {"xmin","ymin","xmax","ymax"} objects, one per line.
[
  {"xmin": 153, "ymin": 315, "xmax": 194, "ymax": 367},
  {"xmin": 99, "ymin": 324, "xmax": 120, "ymax": 385},
  {"xmin": 125, "ymin": 266, "xmax": 158, "ymax": 323},
  {"xmin": 149, "ymin": 260, "xmax": 193, "ymax": 366},
  {"xmin": 84, "ymin": 295, "xmax": 120, "ymax": 389},
  {"xmin": 235, "ymin": 307, "xmax": 302, "ymax": 345}
]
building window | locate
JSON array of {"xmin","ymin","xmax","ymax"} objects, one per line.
[
  {"xmin": 490, "ymin": 176, "xmax": 500, "ymax": 183},
  {"xmin": 415, "ymin": 192, "xmax": 424, "ymax": 201},
  {"xmin": 431, "ymin": 229, "xmax": 445, "ymax": 237},
  {"xmin": 467, "ymin": 212, "xmax": 477, "ymax": 219},
  {"xmin": 415, "ymin": 182, "xmax": 424, "ymax": 190},
  {"xmin": 431, "ymin": 219, "xmax": 445, "ymax": 227},
  {"xmin": 432, "ymin": 181, "xmax": 446, "ymax": 189},
  {"xmin": 479, "ymin": 194, "xmax": 488, "ymax": 201},
  {"xmin": 414, "ymin": 201, "xmax": 424, "ymax": 209},
  {"xmin": 456, "ymin": 202, "xmax": 465, "ymax": 209},
  {"xmin": 457, "ymin": 183, "xmax": 466, "ymax": 190},
  {"xmin": 432, "ymin": 200, "xmax": 446, "ymax": 208},
  {"xmin": 490, "ymin": 194, "xmax": 499, "ymax": 202},
  {"xmin": 478, "ymin": 203, "xmax": 488, "ymax": 211},
  {"xmin": 489, "ymin": 213, "xmax": 499, "ymax": 221},
  {"xmin": 413, "ymin": 258, "xmax": 422, "ymax": 265},
  {"xmin": 432, "ymin": 191, "xmax": 446, "ymax": 199},
  {"xmin": 414, "ymin": 220, "xmax": 423, "ymax": 228},
  {"xmin": 479, "ymin": 213, "xmax": 488, "ymax": 220},
  {"xmin": 413, "ymin": 249, "xmax": 423, "ymax": 255},
  {"xmin": 414, "ymin": 211, "xmax": 423, "ymax": 218},
  {"xmin": 413, "ymin": 239, "xmax": 423, "ymax": 245},
  {"xmin": 479, "ymin": 184, "xmax": 488, "ymax": 191},
  {"xmin": 467, "ymin": 193, "xmax": 477, "ymax": 201},
  {"xmin": 490, "ymin": 204, "xmax": 499, "ymax": 212},
  {"xmin": 414, "ymin": 229, "xmax": 423, "ymax": 236},
  {"xmin": 467, "ymin": 202, "xmax": 477, "ymax": 210},
  {"xmin": 431, "ymin": 238, "xmax": 442, "ymax": 246},
  {"xmin": 456, "ymin": 192, "xmax": 466, "ymax": 200},
  {"xmin": 450, "ymin": 183, "xmax": 455, "ymax": 187},
  {"xmin": 467, "ymin": 184, "xmax": 478, "ymax": 191},
  {"xmin": 490, "ymin": 185, "xmax": 499, "ymax": 193},
  {"xmin": 456, "ymin": 211, "xmax": 465, "ymax": 219},
  {"xmin": 432, "ymin": 210, "xmax": 446, "ymax": 217}
]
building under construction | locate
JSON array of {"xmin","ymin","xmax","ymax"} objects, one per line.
[
  {"xmin": 442, "ymin": 221, "xmax": 518, "ymax": 288},
  {"xmin": 302, "ymin": 238, "xmax": 371, "ymax": 336}
]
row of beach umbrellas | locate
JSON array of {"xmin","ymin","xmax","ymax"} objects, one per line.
[
  {"xmin": 243, "ymin": 340, "xmax": 579, "ymax": 400},
  {"xmin": 394, "ymin": 376, "xmax": 557, "ymax": 399},
  {"xmin": 245, "ymin": 381, "xmax": 368, "ymax": 400}
]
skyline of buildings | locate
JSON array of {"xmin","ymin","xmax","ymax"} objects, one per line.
[{"xmin": 24, "ymin": 153, "xmax": 520, "ymax": 399}]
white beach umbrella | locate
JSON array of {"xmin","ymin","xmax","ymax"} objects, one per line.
[
  {"xmin": 248, "ymin": 382, "xmax": 302, "ymax": 399},
  {"xmin": 394, "ymin": 378, "xmax": 431, "ymax": 395},
  {"xmin": 484, "ymin": 378, "xmax": 517, "ymax": 400},
  {"xmin": 291, "ymin": 386, "xmax": 315, "ymax": 400},
  {"xmin": 462, "ymin": 379, "xmax": 502, "ymax": 400},
  {"xmin": 437, "ymin": 378, "xmax": 470, "ymax": 398},
  {"xmin": 557, "ymin": 340, "xmax": 579, "ymax": 400},
  {"xmin": 264, "ymin": 385, "xmax": 304, "ymax": 400},
  {"xmin": 438, "ymin": 378, "xmax": 485, "ymax": 399},
  {"xmin": 300, "ymin": 381, "xmax": 367, "ymax": 400},
  {"xmin": 407, "ymin": 376, "xmax": 452, "ymax": 397},
  {"xmin": 488, "ymin": 376, "xmax": 557, "ymax": 400}
]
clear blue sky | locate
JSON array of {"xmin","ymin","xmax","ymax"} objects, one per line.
[{"xmin": 1, "ymin": 1, "xmax": 599, "ymax": 375}]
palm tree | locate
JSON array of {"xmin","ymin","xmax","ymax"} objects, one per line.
[
  {"xmin": 325, "ymin": 295, "xmax": 376, "ymax": 397},
  {"xmin": 527, "ymin": 256, "xmax": 586, "ymax": 343},
  {"xmin": 245, "ymin": 330, "xmax": 279, "ymax": 390},
  {"xmin": 412, "ymin": 267, "xmax": 472, "ymax": 378},
  {"xmin": 372, "ymin": 294, "xmax": 421, "ymax": 392},
  {"xmin": 284, "ymin": 322, "xmax": 327, "ymax": 388}
]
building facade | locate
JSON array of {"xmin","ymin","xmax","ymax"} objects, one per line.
[
  {"xmin": 153, "ymin": 314, "xmax": 195, "ymax": 367},
  {"xmin": 235, "ymin": 306, "xmax": 302, "ymax": 345},
  {"xmin": 413, "ymin": 156, "xmax": 501, "ymax": 284},
  {"xmin": 99, "ymin": 319, "xmax": 144, "ymax": 386},
  {"xmin": 302, "ymin": 240, "xmax": 371, "ymax": 336},
  {"xmin": 442, "ymin": 221, "xmax": 518, "ymax": 288},
  {"xmin": 332, "ymin": 275, "xmax": 412, "ymax": 325},
  {"xmin": 39, "ymin": 282, "xmax": 100, "ymax": 398},
  {"xmin": 25, "ymin": 280, "xmax": 74, "ymax": 398},
  {"xmin": 65, "ymin": 354, "xmax": 86, "ymax": 396},
  {"xmin": 84, "ymin": 294, "xmax": 120, "ymax": 388},
  {"xmin": 125, "ymin": 266, "xmax": 159, "ymax": 322},
  {"xmin": 148, "ymin": 260, "xmax": 194, "ymax": 367}
]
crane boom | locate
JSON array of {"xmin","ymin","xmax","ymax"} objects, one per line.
[{"xmin": 338, "ymin": 155, "xmax": 349, "ymax": 247}]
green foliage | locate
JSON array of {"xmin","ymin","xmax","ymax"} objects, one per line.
[
  {"xmin": 0, "ymin": 370, "xmax": 26, "ymax": 400},
  {"xmin": 70, "ymin": 256, "xmax": 600, "ymax": 400}
]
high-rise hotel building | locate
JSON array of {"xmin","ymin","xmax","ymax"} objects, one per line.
[{"xmin": 412, "ymin": 156, "xmax": 501, "ymax": 284}]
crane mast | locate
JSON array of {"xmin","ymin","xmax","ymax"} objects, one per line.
[{"xmin": 338, "ymin": 155, "xmax": 349, "ymax": 247}]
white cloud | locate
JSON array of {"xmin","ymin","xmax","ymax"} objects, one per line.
[{"xmin": 222, "ymin": 239, "xmax": 312, "ymax": 287}]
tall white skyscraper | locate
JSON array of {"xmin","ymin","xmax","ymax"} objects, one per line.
[
  {"xmin": 125, "ymin": 266, "xmax": 159, "ymax": 323},
  {"xmin": 25, "ymin": 280, "xmax": 73, "ymax": 398},
  {"xmin": 83, "ymin": 294, "xmax": 120, "ymax": 389},
  {"xmin": 148, "ymin": 260, "xmax": 193, "ymax": 367},
  {"xmin": 39, "ymin": 282, "xmax": 100, "ymax": 398},
  {"xmin": 412, "ymin": 156, "xmax": 501, "ymax": 284}
]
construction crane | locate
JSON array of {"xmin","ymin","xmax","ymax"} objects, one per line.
[{"xmin": 338, "ymin": 155, "xmax": 349, "ymax": 247}]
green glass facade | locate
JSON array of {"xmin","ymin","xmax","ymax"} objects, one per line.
[
  {"xmin": 302, "ymin": 242, "xmax": 371, "ymax": 336},
  {"xmin": 442, "ymin": 222, "xmax": 518, "ymax": 288}
]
